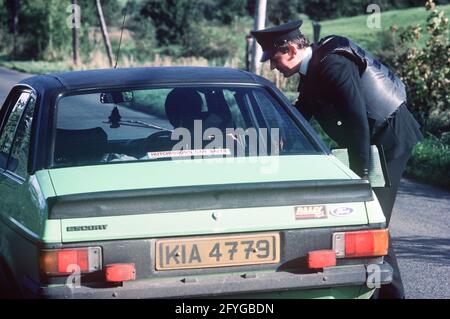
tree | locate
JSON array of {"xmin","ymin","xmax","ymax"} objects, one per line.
[
  {"xmin": 126, "ymin": 1, "xmax": 157, "ymax": 61},
  {"xmin": 266, "ymin": 0, "xmax": 302, "ymax": 25},
  {"xmin": 9, "ymin": 0, "xmax": 72, "ymax": 60},
  {"xmin": 201, "ymin": 0, "xmax": 248, "ymax": 24},
  {"xmin": 0, "ymin": 0, "xmax": 122, "ymax": 61}
]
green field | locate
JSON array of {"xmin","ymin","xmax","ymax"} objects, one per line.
[{"xmin": 299, "ymin": 4, "xmax": 450, "ymax": 50}]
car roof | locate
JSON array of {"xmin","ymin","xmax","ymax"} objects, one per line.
[{"xmin": 20, "ymin": 67, "xmax": 266, "ymax": 91}]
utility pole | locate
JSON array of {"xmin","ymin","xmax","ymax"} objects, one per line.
[
  {"xmin": 251, "ymin": 0, "xmax": 267, "ymax": 75},
  {"xmin": 95, "ymin": 0, "xmax": 114, "ymax": 67},
  {"xmin": 71, "ymin": 0, "xmax": 80, "ymax": 66},
  {"xmin": 48, "ymin": 1, "xmax": 54, "ymax": 58},
  {"xmin": 12, "ymin": 0, "xmax": 19, "ymax": 59},
  {"xmin": 312, "ymin": 21, "xmax": 321, "ymax": 44},
  {"xmin": 245, "ymin": 35, "xmax": 252, "ymax": 71}
]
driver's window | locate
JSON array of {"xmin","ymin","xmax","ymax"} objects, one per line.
[{"xmin": 223, "ymin": 90, "xmax": 247, "ymax": 130}]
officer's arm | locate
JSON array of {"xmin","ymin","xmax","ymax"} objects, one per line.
[
  {"xmin": 319, "ymin": 54, "xmax": 370, "ymax": 177},
  {"xmin": 294, "ymin": 97, "xmax": 313, "ymax": 121}
]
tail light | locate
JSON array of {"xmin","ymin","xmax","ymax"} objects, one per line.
[
  {"xmin": 40, "ymin": 247, "xmax": 102, "ymax": 276},
  {"xmin": 307, "ymin": 250, "xmax": 336, "ymax": 269},
  {"xmin": 105, "ymin": 264, "xmax": 136, "ymax": 282},
  {"xmin": 333, "ymin": 229, "xmax": 389, "ymax": 258}
]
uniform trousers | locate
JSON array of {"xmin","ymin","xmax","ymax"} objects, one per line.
[{"xmin": 372, "ymin": 151, "xmax": 411, "ymax": 299}]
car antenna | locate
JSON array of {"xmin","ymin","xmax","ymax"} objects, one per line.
[{"xmin": 114, "ymin": 3, "xmax": 128, "ymax": 69}]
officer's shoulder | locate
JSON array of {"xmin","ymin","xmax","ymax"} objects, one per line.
[
  {"xmin": 319, "ymin": 53, "xmax": 357, "ymax": 74},
  {"xmin": 321, "ymin": 53, "xmax": 354, "ymax": 67}
]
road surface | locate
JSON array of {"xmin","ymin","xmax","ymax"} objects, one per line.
[{"xmin": 0, "ymin": 67, "xmax": 31, "ymax": 103}]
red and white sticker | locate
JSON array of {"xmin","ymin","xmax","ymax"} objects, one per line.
[
  {"xmin": 295, "ymin": 205, "xmax": 327, "ymax": 220},
  {"xmin": 148, "ymin": 148, "xmax": 231, "ymax": 159}
]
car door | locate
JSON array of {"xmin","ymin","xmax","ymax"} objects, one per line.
[{"xmin": 0, "ymin": 87, "xmax": 39, "ymax": 290}]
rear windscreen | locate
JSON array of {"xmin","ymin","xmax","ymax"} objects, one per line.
[{"xmin": 54, "ymin": 86, "xmax": 319, "ymax": 167}]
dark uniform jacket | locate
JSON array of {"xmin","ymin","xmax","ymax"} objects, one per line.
[{"xmin": 295, "ymin": 36, "xmax": 422, "ymax": 176}]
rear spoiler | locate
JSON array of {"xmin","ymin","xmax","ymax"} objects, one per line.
[{"xmin": 47, "ymin": 179, "xmax": 373, "ymax": 219}]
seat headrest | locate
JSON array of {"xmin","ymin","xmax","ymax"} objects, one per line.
[
  {"xmin": 165, "ymin": 88, "xmax": 203, "ymax": 128},
  {"xmin": 54, "ymin": 127, "xmax": 107, "ymax": 164}
]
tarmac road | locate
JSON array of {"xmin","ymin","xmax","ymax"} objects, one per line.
[
  {"xmin": 389, "ymin": 178, "xmax": 450, "ymax": 299},
  {"xmin": 0, "ymin": 67, "xmax": 449, "ymax": 299},
  {"xmin": 0, "ymin": 67, "xmax": 31, "ymax": 103}
]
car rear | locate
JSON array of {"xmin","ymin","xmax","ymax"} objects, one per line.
[{"xmin": 28, "ymin": 159, "xmax": 391, "ymax": 299}]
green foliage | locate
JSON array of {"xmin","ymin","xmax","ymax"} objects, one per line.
[
  {"xmin": 406, "ymin": 136, "xmax": 450, "ymax": 188},
  {"xmin": 201, "ymin": 0, "xmax": 248, "ymax": 24},
  {"xmin": 182, "ymin": 20, "xmax": 242, "ymax": 60},
  {"xmin": 266, "ymin": 0, "xmax": 303, "ymax": 25},
  {"xmin": 76, "ymin": 0, "xmax": 124, "ymax": 63},
  {"xmin": 0, "ymin": 3, "xmax": 9, "ymax": 55},
  {"xmin": 140, "ymin": 0, "xmax": 200, "ymax": 46},
  {"xmin": 126, "ymin": 1, "xmax": 157, "ymax": 61},
  {"xmin": 139, "ymin": 0, "xmax": 248, "ymax": 48},
  {"xmin": 391, "ymin": 0, "xmax": 449, "ymax": 137},
  {"xmin": 0, "ymin": 0, "xmax": 123, "ymax": 60},
  {"xmin": 137, "ymin": 0, "xmax": 250, "ymax": 59},
  {"xmin": 2, "ymin": 0, "xmax": 71, "ymax": 60}
]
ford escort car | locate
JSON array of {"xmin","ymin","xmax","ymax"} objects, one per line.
[{"xmin": 0, "ymin": 67, "xmax": 392, "ymax": 298}]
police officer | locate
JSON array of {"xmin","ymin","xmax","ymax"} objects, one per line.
[{"xmin": 251, "ymin": 20, "xmax": 423, "ymax": 299}]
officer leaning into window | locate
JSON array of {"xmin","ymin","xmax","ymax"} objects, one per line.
[{"xmin": 251, "ymin": 20, "xmax": 423, "ymax": 299}]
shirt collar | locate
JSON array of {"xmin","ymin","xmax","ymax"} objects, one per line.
[{"xmin": 299, "ymin": 46, "xmax": 313, "ymax": 76}]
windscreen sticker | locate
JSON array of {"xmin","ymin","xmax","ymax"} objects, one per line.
[
  {"xmin": 148, "ymin": 148, "xmax": 231, "ymax": 159},
  {"xmin": 295, "ymin": 205, "xmax": 327, "ymax": 220}
]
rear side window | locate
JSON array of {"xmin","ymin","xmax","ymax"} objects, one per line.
[
  {"xmin": 8, "ymin": 96, "xmax": 36, "ymax": 177},
  {"xmin": 54, "ymin": 86, "xmax": 319, "ymax": 167},
  {"xmin": 0, "ymin": 92, "xmax": 31, "ymax": 169}
]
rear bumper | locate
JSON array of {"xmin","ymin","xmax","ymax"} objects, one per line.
[{"xmin": 28, "ymin": 263, "xmax": 393, "ymax": 299}]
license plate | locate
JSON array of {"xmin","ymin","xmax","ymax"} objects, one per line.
[{"xmin": 155, "ymin": 232, "xmax": 280, "ymax": 270}]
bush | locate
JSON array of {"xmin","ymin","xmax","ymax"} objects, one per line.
[
  {"xmin": 406, "ymin": 136, "xmax": 450, "ymax": 188},
  {"xmin": 5, "ymin": 0, "xmax": 72, "ymax": 60},
  {"xmin": 201, "ymin": 0, "xmax": 248, "ymax": 25},
  {"xmin": 392, "ymin": 1, "xmax": 449, "ymax": 137},
  {"xmin": 127, "ymin": 9, "xmax": 158, "ymax": 62},
  {"xmin": 140, "ymin": 0, "xmax": 202, "ymax": 46},
  {"xmin": 370, "ymin": 1, "xmax": 449, "ymax": 187},
  {"xmin": 0, "ymin": 3, "xmax": 10, "ymax": 55},
  {"xmin": 266, "ymin": 0, "xmax": 303, "ymax": 25},
  {"xmin": 182, "ymin": 21, "xmax": 242, "ymax": 60}
]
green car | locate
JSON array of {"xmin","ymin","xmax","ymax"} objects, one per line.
[{"xmin": 0, "ymin": 67, "xmax": 392, "ymax": 299}]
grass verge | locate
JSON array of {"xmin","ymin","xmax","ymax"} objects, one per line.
[{"xmin": 405, "ymin": 137, "xmax": 450, "ymax": 189}]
